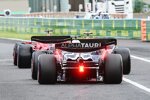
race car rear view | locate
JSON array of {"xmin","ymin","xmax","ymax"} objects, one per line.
[
  {"xmin": 13, "ymin": 36, "xmax": 71, "ymax": 69},
  {"xmin": 35, "ymin": 37, "xmax": 131, "ymax": 84}
]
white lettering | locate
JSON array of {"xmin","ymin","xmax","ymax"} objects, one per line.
[
  {"xmin": 84, "ymin": 43, "xmax": 89, "ymax": 48},
  {"xmin": 61, "ymin": 43, "xmax": 101, "ymax": 48},
  {"xmin": 95, "ymin": 43, "xmax": 99, "ymax": 47},
  {"xmin": 81, "ymin": 43, "xmax": 85, "ymax": 48}
]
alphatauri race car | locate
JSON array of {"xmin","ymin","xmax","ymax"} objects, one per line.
[{"xmin": 31, "ymin": 36, "xmax": 131, "ymax": 84}]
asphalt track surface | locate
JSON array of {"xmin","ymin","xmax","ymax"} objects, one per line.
[{"xmin": 0, "ymin": 38, "xmax": 150, "ymax": 100}]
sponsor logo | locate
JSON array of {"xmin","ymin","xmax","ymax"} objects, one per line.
[{"xmin": 61, "ymin": 43, "xmax": 101, "ymax": 48}]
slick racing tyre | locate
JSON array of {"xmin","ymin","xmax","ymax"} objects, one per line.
[
  {"xmin": 114, "ymin": 48, "xmax": 131, "ymax": 75},
  {"xmin": 38, "ymin": 54, "xmax": 56, "ymax": 84},
  {"xmin": 104, "ymin": 54, "xmax": 123, "ymax": 84},
  {"xmin": 31, "ymin": 51, "xmax": 44, "ymax": 80},
  {"xmin": 13, "ymin": 42, "xmax": 21, "ymax": 65},
  {"xmin": 17, "ymin": 44, "xmax": 32, "ymax": 68}
]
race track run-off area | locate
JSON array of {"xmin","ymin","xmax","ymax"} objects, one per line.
[{"xmin": 0, "ymin": 39, "xmax": 150, "ymax": 100}]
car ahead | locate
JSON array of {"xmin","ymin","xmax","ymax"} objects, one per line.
[
  {"xmin": 32, "ymin": 37, "xmax": 131, "ymax": 84},
  {"xmin": 12, "ymin": 36, "xmax": 71, "ymax": 70}
]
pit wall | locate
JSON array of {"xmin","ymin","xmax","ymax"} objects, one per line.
[{"xmin": 0, "ymin": 17, "xmax": 148, "ymax": 41}]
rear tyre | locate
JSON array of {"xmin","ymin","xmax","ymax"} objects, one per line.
[
  {"xmin": 114, "ymin": 48, "xmax": 131, "ymax": 75},
  {"xmin": 31, "ymin": 51, "xmax": 44, "ymax": 80},
  {"xmin": 13, "ymin": 42, "xmax": 21, "ymax": 65},
  {"xmin": 104, "ymin": 54, "xmax": 123, "ymax": 84},
  {"xmin": 38, "ymin": 54, "xmax": 56, "ymax": 84},
  {"xmin": 17, "ymin": 44, "xmax": 32, "ymax": 68}
]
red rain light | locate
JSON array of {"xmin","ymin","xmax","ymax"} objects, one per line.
[{"xmin": 79, "ymin": 65, "xmax": 84, "ymax": 72}]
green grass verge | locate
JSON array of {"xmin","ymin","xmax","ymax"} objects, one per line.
[{"xmin": 0, "ymin": 31, "xmax": 45, "ymax": 40}]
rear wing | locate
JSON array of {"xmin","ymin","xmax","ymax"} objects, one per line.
[
  {"xmin": 55, "ymin": 38, "xmax": 117, "ymax": 52},
  {"xmin": 31, "ymin": 36, "xmax": 72, "ymax": 43}
]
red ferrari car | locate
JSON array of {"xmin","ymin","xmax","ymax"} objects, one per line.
[{"xmin": 13, "ymin": 36, "xmax": 71, "ymax": 68}]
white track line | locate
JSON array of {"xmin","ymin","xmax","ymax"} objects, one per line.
[
  {"xmin": 123, "ymin": 77, "xmax": 150, "ymax": 93},
  {"xmin": 131, "ymin": 55, "xmax": 150, "ymax": 63},
  {"xmin": 123, "ymin": 55, "xmax": 150, "ymax": 93},
  {"xmin": 0, "ymin": 59, "xmax": 12, "ymax": 62},
  {"xmin": 0, "ymin": 37, "xmax": 29, "ymax": 41}
]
